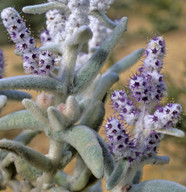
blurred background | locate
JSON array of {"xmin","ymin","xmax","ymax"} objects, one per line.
[{"xmin": 0, "ymin": 0, "xmax": 186, "ymax": 191}]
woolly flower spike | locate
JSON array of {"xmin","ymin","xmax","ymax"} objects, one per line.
[
  {"xmin": 1, "ymin": 7, "xmax": 36, "ymax": 54},
  {"xmin": 144, "ymin": 103, "xmax": 182, "ymax": 131},
  {"xmin": 1, "ymin": 8, "xmax": 56, "ymax": 75},
  {"xmin": 143, "ymin": 131, "xmax": 163, "ymax": 159},
  {"xmin": 38, "ymin": 51, "xmax": 55, "ymax": 75},
  {"xmin": 105, "ymin": 117, "xmax": 137, "ymax": 162},
  {"xmin": 46, "ymin": 9, "xmax": 69, "ymax": 43},
  {"xmin": 23, "ymin": 51, "xmax": 39, "ymax": 74},
  {"xmin": 129, "ymin": 36, "xmax": 166, "ymax": 104},
  {"xmin": 90, "ymin": 0, "xmax": 115, "ymax": 11},
  {"xmin": 145, "ymin": 36, "xmax": 165, "ymax": 61},
  {"xmin": 66, "ymin": 0, "xmax": 90, "ymax": 35},
  {"xmin": 23, "ymin": 50, "xmax": 56, "ymax": 75},
  {"xmin": 0, "ymin": 50, "xmax": 5, "ymax": 79},
  {"xmin": 111, "ymin": 90, "xmax": 139, "ymax": 125}
]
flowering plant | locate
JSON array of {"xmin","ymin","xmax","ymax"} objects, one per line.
[{"xmin": 0, "ymin": 1, "xmax": 185, "ymax": 192}]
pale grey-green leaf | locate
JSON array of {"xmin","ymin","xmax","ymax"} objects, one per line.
[
  {"xmin": 156, "ymin": 127, "xmax": 185, "ymax": 137},
  {"xmin": 0, "ymin": 75, "xmax": 66, "ymax": 94},
  {"xmin": 22, "ymin": 99, "xmax": 49, "ymax": 128},
  {"xmin": 23, "ymin": 2, "xmax": 67, "ymax": 14},
  {"xmin": 106, "ymin": 160, "xmax": 129, "ymax": 190},
  {"xmin": 129, "ymin": 180, "xmax": 186, "ymax": 192},
  {"xmin": 0, "ymin": 110, "xmax": 45, "ymax": 131},
  {"xmin": 0, "ymin": 90, "xmax": 31, "ymax": 101},
  {"xmin": 54, "ymin": 125, "xmax": 104, "ymax": 179},
  {"xmin": 93, "ymin": 72, "xmax": 119, "ymax": 102},
  {"xmin": 0, "ymin": 140, "xmax": 53, "ymax": 172}
]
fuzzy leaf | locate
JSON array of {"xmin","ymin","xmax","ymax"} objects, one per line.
[
  {"xmin": 14, "ymin": 157, "xmax": 42, "ymax": 185},
  {"xmin": 54, "ymin": 125, "xmax": 104, "ymax": 179},
  {"xmin": 47, "ymin": 106, "xmax": 67, "ymax": 131},
  {"xmin": 22, "ymin": 99, "xmax": 49, "ymax": 128},
  {"xmin": 0, "ymin": 95, "xmax": 7, "ymax": 109},
  {"xmin": 94, "ymin": 131, "xmax": 114, "ymax": 178},
  {"xmin": 23, "ymin": 2, "xmax": 68, "ymax": 14},
  {"xmin": 67, "ymin": 26, "xmax": 93, "ymax": 46},
  {"xmin": 58, "ymin": 26, "xmax": 92, "ymax": 88},
  {"xmin": 0, "ymin": 90, "xmax": 31, "ymax": 101},
  {"xmin": 48, "ymin": 187, "xmax": 70, "ymax": 192},
  {"xmin": 62, "ymin": 96, "xmax": 80, "ymax": 126},
  {"xmin": 105, "ymin": 48, "xmax": 144, "ymax": 75},
  {"xmin": 72, "ymin": 17, "xmax": 128, "ymax": 94},
  {"xmin": 55, "ymin": 171, "xmax": 68, "ymax": 188},
  {"xmin": 129, "ymin": 180, "xmax": 186, "ymax": 192},
  {"xmin": 83, "ymin": 180, "xmax": 103, "ymax": 192},
  {"xmin": 70, "ymin": 167, "xmax": 91, "ymax": 191},
  {"xmin": 156, "ymin": 127, "xmax": 185, "ymax": 137},
  {"xmin": 40, "ymin": 43, "xmax": 61, "ymax": 53},
  {"xmin": 93, "ymin": 72, "xmax": 119, "ymax": 102},
  {"xmin": 0, "ymin": 75, "xmax": 66, "ymax": 94},
  {"xmin": 80, "ymin": 100, "xmax": 105, "ymax": 131},
  {"xmin": 0, "ymin": 130, "xmax": 39, "ymax": 161},
  {"xmin": 69, "ymin": 155, "xmax": 91, "ymax": 191},
  {"xmin": 0, "ymin": 140, "xmax": 53, "ymax": 172},
  {"xmin": 58, "ymin": 144, "xmax": 77, "ymax": 171},
  {"xmin": 0, "ymin": 110, "xmax": 45, "ymax": 131},
  {"xmin": 132, "ymin": 169, "xmax": 143, "ymax": 184},
  {"xmin": 106, "ymin": 160, "xmax": 130, "ymax": 190},
  {"xmin": 141, "ymin": 156, "xmax": 170, "ymax": 166}
]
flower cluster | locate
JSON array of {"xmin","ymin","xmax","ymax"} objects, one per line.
[
  {"xmin": 66, "ymin": 0, "xmax": 90, "ymax": 34},
  {"xmin": 90, "ymin": 0, "xmax": 115, "ymax": 12},
  {"xmin": 0, "ymin": 50, "xmax": 5, "ymax": 79},
  {"xmin": 105, "ymin": 117, "xmax": 163, "ymax": 163},
  {"xmin": 1, "ymin": 8, "xmax": 55, "ymax": 75},
  {"xmin": 105, "ymin": 37, "xmax": 182, "ymax": 163},
  {"xmin": 144, "ymin": 103, "xmax": 182, "ymax": 131},
  {"xmin": 105, "ymin": 117, "xmax": 137, "ymax": 161},
  {"xmin": 46, "ymin": 9, "xmax": 69, "ymax": 43},
  {"xmin": 43, "ymin": 0, "xmax": 114, "ymax": 70},
  {"xmin": 111, "ymin": 90, "xmax": 139, "ymax": 125},
  {"xmin": 129, "ymin": 37, "xmax": 166, "ymax": 104}
]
